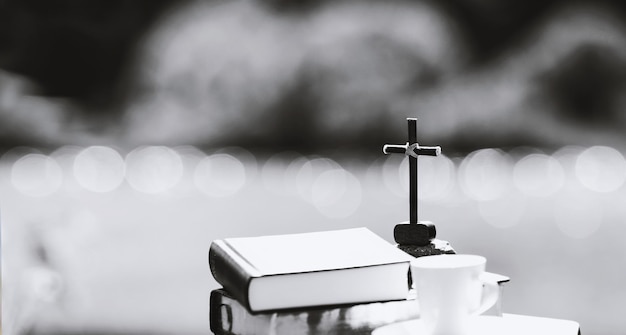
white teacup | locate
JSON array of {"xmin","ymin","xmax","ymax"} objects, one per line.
[{"xmin": 411, "ymin": 254, "xmax": 499, "ymax": 335}]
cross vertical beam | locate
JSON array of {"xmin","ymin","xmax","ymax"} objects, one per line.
[{"xmin": 408, "ymin": 118, "xmax": 418, "ymax": 224}]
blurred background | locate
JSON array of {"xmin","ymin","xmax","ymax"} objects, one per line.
[{"xmin": 2, "ymin": 0, "xmax": 626, "ymax": 334}]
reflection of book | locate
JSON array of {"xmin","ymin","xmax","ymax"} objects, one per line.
[
  {"xmin": 208, "ymin": 228, "xmax": 413, "ymax": 312},
  {"xmin": 210, "ymin": 288, "xmax": 420, "ymax": 335}
]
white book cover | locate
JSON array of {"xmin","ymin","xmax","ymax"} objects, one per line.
[{"xmin": 210, "ymin": 227, "xmax": 414, "ymax": 312}]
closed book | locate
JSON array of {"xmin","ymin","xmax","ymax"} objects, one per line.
[
  {"xmin": 209, "ymin": 288, "xmax": 419, "ymax": 335},
  {"xmin": 208, "ymin": 228, "xmax": 413, "ymax": 312}
]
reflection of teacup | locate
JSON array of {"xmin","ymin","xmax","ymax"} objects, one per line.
[{"xmin": 411, "ymin": 254, "xmax": 499, "ymax": 335}]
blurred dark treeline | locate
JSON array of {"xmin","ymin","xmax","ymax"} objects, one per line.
[
  {"xmin": 0, "ymin": 0, "xmax": 177, "ymax": 108},
  {"xmin": 2, "ymin": 0, "xmax": 626, "ymax": 155}
]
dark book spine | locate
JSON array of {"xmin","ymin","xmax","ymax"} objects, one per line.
[
  {"xmin": 210, "ymin": 289, "xmax": 227, "ymax": 335},
  {"xmin": 208, "ymin": 241, "xmax": 254, "ymax": 312},
  {"xmin": 210, "ymin": 289, "xmax": 238, "ymax": 335},
  {"xmin": 210, "ymin": 289, "xmax": 274, "ymax": 335}
]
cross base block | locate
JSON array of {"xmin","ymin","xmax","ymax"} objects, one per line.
[{"xmin": 393, "ymin": 221, "xmax": 436, "ymax": 246}]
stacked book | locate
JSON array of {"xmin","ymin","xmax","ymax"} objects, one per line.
[{"xmin": 208, "ymin": 228, "xmax": 424, "ymax": 335}]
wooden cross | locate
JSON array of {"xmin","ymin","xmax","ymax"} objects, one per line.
[{"xmin": 383, "ymin": 117, "xmax": 441, "ymax": 246}]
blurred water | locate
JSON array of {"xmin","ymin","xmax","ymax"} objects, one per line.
[{"xmin": 1, "ymin": 146, "xmax": 625, "ymax": 334}]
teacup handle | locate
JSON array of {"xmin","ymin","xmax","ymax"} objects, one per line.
[{"xmin": 471, "ymin": 273, "xmax": 500, "ymax": 315}]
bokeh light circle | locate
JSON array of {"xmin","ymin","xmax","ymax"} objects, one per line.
[
  {"xmin": 513, "ymin": 153, "xmax": 565, "ymax": 197},
  {"xmin": 553, "ymin": 194, "xmax": 603, "ymax": 239},
  {"xmin": 50, "ymin": 145, "xmax": 83, "ymax": 173},
  {"xmin": 459, "ymin": 148, "xmax": 512, "ymax": 201},
  {"xmin": 296, "ymin": 157, "xmax": 342, "ymax": 202},
  {"xmin": 382, "ymin": 155, "xmax": 407, "ymax": 197},
  {"xmin": 216, "ymin": 147, "xmax": 258, "ymax": 180},
  {"xmin": 73, "ymin": 146, "xmax": 125, "ymax": 192},
  {"xmin": 417, "ymin": 155, "xmax": 456, "ymax": 200},
  {"xmin": 261, "ymin": 152, "xmax": 305, "ymax": 195},
  {"xmin": 311, "ymin": 168, "xmax": 362, "ymax": 218},
  {"xmin": 11, "ymin": 153, "xmax": 63, "ymax": 197},
  {"xmin": 194, "ymin": 153, "xmax": 246, "ymax": 197},
  {"xmin": 172, "ymin": 145, "xmax": 207, "ymax": 191},
  {"xmin": 1, "ymin": 147, "xmax": 41, "ymax": 185},
  {"xmin": 478, "ymin": 194, "xmax": 526, "ymax": 229},
  {"xmin": 125, "ymin": 146, "xmax": 184, "ymax": 193},
  {"xmin": 174, "ymin": 145, "xmax": 207, "ymax": 171},
  {"xmin": 575, "ymin": 146, "xmax": 626, "ymax": 193}
]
